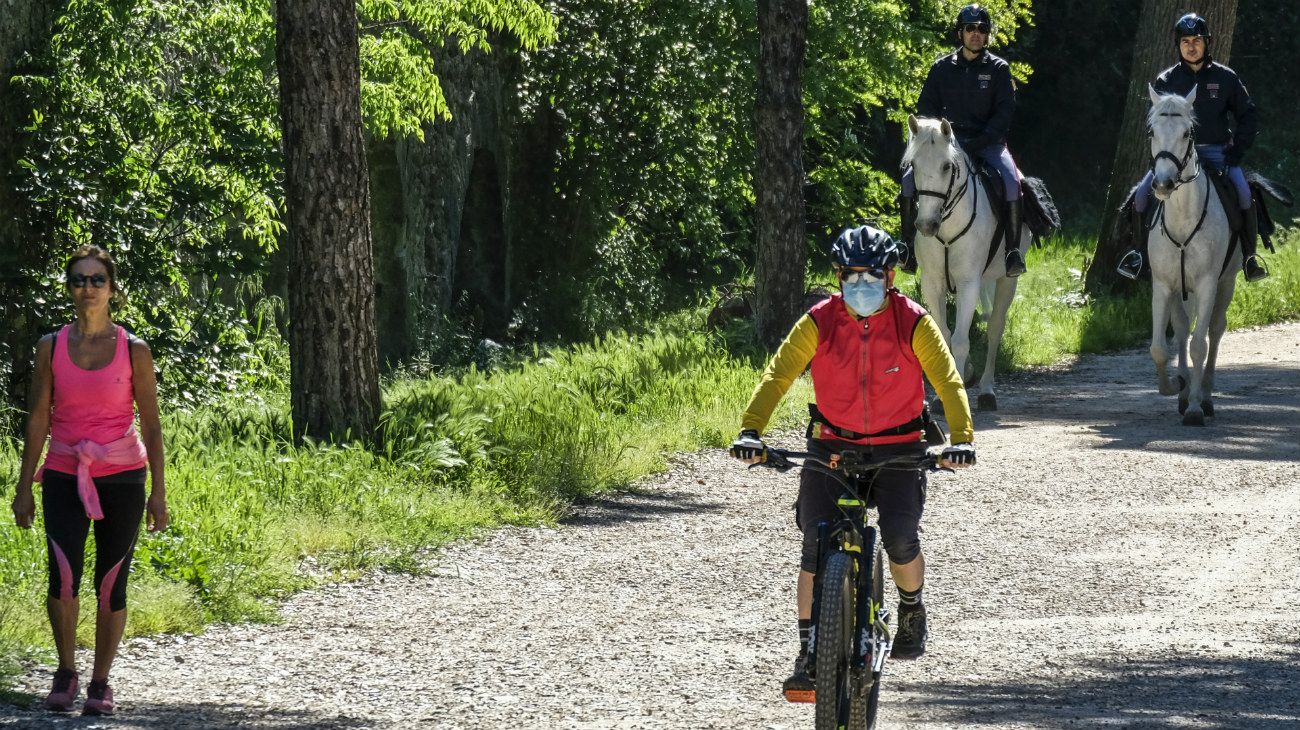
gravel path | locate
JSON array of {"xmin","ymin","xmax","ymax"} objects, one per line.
[{"xmin": 3, "ymin": 322, "xmax": 1298, "ymax": 729}]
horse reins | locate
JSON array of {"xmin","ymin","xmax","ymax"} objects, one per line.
[
  {"xmin": 1149, "ymin": 112, "xmax": 1208, "ymax": 301},
  {"xmin": 914, "ymin": 155, "xmax": 979, "ymax": 293}
]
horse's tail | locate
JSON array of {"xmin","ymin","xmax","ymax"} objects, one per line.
[
  {"xmin": 1022, "ymin": 176, "xmax": 1061, "ymax": 243},
  {"xmin": 1246, "ymin": 171, "xmax": 1294, "ymax": 207}
]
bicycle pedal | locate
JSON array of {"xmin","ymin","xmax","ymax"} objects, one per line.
[{"xmin": 783, "ymin": 689, "xmax": 816, "ymax": 704}]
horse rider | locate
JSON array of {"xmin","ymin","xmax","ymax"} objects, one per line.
[
  {"xmin": 899, "ymin": 3, "xmax": 1027, "ymax": 278},
  {"xmin": 1117, "ymin": 13, "xmax": 1266, "ymax": 282}
]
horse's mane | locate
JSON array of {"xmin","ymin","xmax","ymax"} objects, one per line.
[
  {"xmin": 902, "ymin": 118, "xmax": 959, "ymax": 170},
  {"xmin": 1147, "ymin": 93, "xmax": 1197, "ymax": 129}
]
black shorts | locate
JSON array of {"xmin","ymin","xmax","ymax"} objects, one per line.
[
  {"xmin": 794, "ymin": 439, "xmax": 926, "ymax": 572},
  {"xmin": 42, "ymin": 468, "xmax": 147, "ymax": 612}
]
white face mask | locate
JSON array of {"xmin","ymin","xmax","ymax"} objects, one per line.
[{"xmin": 842, "ymin": 276, "xmax": 887, "ymax": 316}]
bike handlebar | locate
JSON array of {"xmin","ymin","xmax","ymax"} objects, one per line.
[{"xmin": 752, "ymin": 448, "xmax": 948, "ymax": 476}]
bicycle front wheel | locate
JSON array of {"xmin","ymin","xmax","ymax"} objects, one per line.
[
  {"xmin": 815, "ymin": 551, "xmax": 855, "ymax": 730},
  {"xmin": 849, "ymin": 545, "xmax": 886, "ymax": 729}
]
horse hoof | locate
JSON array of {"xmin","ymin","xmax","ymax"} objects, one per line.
[
  {"xmin": 1182, "ymin": 410, "xmax": 1206, "ymax": 427},
  {"xmin": 976, "ymin": 393, "xmax": 998, "ymax": 411},
  {"xmin": 1201, "ymin": 401, "xmax": 1214, "ymax": 418},
  {"xmin": 1178, "ymin": 397, "xmax": 1189, "ymax": 415}
]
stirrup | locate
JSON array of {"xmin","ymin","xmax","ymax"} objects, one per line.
[
  {"xmin": 1117, "ymin": 251, "xmax": 1143, "ymax": 280},
  {"xmin": 1004, "ymin": 249, "xmax": 1026, "ymax": 277},
  {"xmin": 1244, "ymin": 255, "xmax": 1269, "ymax": 282}
]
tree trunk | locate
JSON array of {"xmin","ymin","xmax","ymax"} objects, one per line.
[
  {"xmin": 275, "ymin": 0, "xmax": 381, "ymax": 443},
  {"xmin": 1086, "ymin": 0, "xmax": 1238, "ymax": 294},
  {"xmin": 753, "ymin": 0, "xmax": 808, "ymax": 349},
  {"xmin": 0, "ymin": 1, "xmax": 63, "ymax": 429}
]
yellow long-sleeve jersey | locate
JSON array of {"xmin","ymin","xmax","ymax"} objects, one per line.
[{"xmin": 740, "ymin": 311, "xmax": 974, "ymax": 444}]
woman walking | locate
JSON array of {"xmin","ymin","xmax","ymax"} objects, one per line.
[{"xmin": 10, "ymin": 245, "xmax": 168, "ymax": 716}]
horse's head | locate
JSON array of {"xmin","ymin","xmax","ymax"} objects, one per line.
[
  {"xmin": 904, "ymin": 115, "xmax": 965, "ymax": 237},
  {"xmin": 1147, "ymin": 84, "xmax": 1199, "ymax": 200}
]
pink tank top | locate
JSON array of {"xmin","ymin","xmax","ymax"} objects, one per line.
[{"xmin": 41, "ymin": 324, "xmax": 147, "ymax": 478}]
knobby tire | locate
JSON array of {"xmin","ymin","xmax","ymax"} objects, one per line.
[{"xmin": 815, "ymin": 551, "xmax": 855, "ymax": 730}]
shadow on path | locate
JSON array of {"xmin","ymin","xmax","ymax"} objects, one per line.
[
  {"xmin": 973, "ymin": 361, "xmax": 1299, "ymax": 462},
  {"xmin": 901, "ymin": 649, "xmax": 1300, "ymax": 729}
]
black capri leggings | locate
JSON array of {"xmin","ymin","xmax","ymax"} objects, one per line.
[
  {"xmin": 42, "ymin": 468, "xmax": 147, "ymax": 613},
  {"xmin": 794, "ymin": 440, "xmax": 926, "ymax": 573}
]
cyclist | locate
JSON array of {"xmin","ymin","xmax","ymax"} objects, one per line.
[
  {"xmin": 10, "ymin": 246, "xmax": 169, "ymax": 716},
  {"xmin": 899, "ymin": 3, "xmax": 1027, "ymax": 277},
  {"xmin": 1116, "ymin": 12, "xmax": 1266, "ymax": 282},
  {"xmin": 730, "ymin": 225, "xmax": 975, "ymax": 698}
]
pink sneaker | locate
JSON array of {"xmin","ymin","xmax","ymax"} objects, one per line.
[
  {"xmin": 82, "ymin": 680, "xmax": 115, "ymax": 716},
  {"xmin": 43, "ymin": 668, "xmax": 79, "ymax": 712}
]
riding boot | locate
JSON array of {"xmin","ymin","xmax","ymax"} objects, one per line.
[
  {"xmin": 1117, "ymin": 205, "xmax": 1149, "ymax": 280},
  {"xmin": 899, "ymin": 195, "xmax": 918, "ymax": 274},
  {"xmin": 1241, "ymin": 203, "xmax": 1269, "ymax": 282},
  {"xmin": 1003, "ymin": 198, "xmax": 1026, "ymax": 277}
]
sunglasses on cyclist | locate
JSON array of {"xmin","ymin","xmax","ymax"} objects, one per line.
[
  {"xmin": 68, "ymin": 273, "xmax": 109, "ymax": 289},
  {"xmin": 838, "ymin": 269, "xmax": 885, "ymax": 285},
  {"xmin": 962, "ymin": 23, "xmax": 991, "ymax": 34}
]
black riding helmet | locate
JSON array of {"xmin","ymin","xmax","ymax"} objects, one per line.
[
  {"xmin": 831, "ymin": 225, "xmax": 900, "ymax": 274},
  {"xmin": 1173, "ymin": 13, "xmax": 1211, "ymax": 47},
  {"xmin": 956, "ymin": 4, "xmax": 992, "ymax": 30}
]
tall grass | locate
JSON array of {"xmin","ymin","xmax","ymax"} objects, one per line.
[{"xmin": 0, "ymin": 318, "xmax": 811, "ymax": 677}]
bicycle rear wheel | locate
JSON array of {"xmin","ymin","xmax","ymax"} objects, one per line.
[{"xmin": 814, "ymin": 551, "xmax": 855, "ymax": 730}]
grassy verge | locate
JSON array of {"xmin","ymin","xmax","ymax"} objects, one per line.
[{"xmin": 0, "ymin": 316, "xmax": 811, "ymax": 680}]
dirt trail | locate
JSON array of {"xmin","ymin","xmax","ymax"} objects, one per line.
[{"xmin": 4, "ymin": 323, "xmax": 1298, "ymax": 729}]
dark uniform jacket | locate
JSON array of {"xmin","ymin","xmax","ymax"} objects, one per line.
[
  {"xmin": 916, "ymin": 49, "xmax": 1015, "ymax": 155},
  {"xmin": 1153, "ymin": 58, "xmax": 1257, "ymax": 166}
]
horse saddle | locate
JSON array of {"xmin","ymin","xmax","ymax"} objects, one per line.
[{"xmin": 970, "ymin": 160, "xmax": 1061, "ymax": 243}]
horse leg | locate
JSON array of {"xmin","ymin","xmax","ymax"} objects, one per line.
[
  {"xmin": 1182, "ymin": 287, "xmax": 1217, "ymax": 427},
  {"xmin": 976, "ymin": 276, "xmax": 1018, "ymax": 411},
  {"xmin": 1150, "ymin": 283, "xmax": 1181, "ymax": 397},
  {"xmin": 1202, "ymin": 278, "xmax": 1235, "ymax": 418},
  {"xmin": 1171, "ymin": 292, "xmax": 1192, "ymax": 413},
  {"xmin": 920, "ymin": 263, "xmax": 951, "ymax": 344},
  {"xmin": 950, "ymin": 280, "xmax": 981, "ymax": 393}
]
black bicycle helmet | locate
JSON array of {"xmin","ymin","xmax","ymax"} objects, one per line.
[
  {"xmin": 956, "ymin": 4, "xmax": 992, "ymax": 30},
  {"xmin": 1173, "ymin": 13, "xmax": 1211, "ymax": 46},
  {"xmin": 831, "ymin": 225, "xmax": 900, "ymax": 272}
]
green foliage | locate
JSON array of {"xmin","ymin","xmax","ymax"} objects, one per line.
[
  {"xmin": 3, "ymin": 0, "xmax": 555, "ymax": 408},
  {"xmin": 358, "ymin": 0, "xmax": 557, "ymax": 139},
  {"xmin": 508, "ymin": 0, "xmax": 1036, "ymax": 338}
]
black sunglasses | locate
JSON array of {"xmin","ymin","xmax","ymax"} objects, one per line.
[
  {"xmin": 962, "ymin": 23, "xmax": 991, "ymax": 34},
  {"xmin": 68, "ymin": 273, "xmax": 109, "ymax": 289}
]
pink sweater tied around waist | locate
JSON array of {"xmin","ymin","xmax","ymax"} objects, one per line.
[{"xmin": 38, "ymin": 432, "xmax": 148, "ymax": 520}]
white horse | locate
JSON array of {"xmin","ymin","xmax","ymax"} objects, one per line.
[
  {"xmin": 1145, "ymin": 85, "xmax": 1236, "ymax": 426},
  {"xmin": 903, "ymin": 115, "xmax": 1028, "ymax": 411}
]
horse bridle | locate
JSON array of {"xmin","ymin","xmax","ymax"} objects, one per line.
[
  {"xmin": 914, "ymin": 155, "xmax": 974, "ymax": 224},
  {"xmin": 912, "ymin": 152, "xmax": 980, "ymax": 292},
  {"xmin": 1148, "ymin": 112, "xmax": 1201, "ymax": 188},
  {"xmin": 1148, "ymin": 111, "xmax": 1209, "ymax": 302}
]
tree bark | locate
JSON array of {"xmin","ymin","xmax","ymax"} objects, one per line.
[
  {"xmin": 753, "ymin": 0, "xmax": 808, "ymax": 349},
  {"xmin": 0, "ymin": 1, "xmax": 63, "ymax": 429},
  {"xmin": 275, "ymin": 0, "xmax": 381, "ymax": 443},
  {"xmin": 1086, "ymin": 0, "xmax": 1238, "ymax": 294}
]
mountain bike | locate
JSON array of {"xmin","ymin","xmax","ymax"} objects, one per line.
[{"xmin": 755, "ymin": 447, "xmax": 947, "ymax": 730}]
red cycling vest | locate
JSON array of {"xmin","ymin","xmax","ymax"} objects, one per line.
[{"xmin": 807, "ymin": 290, "xmax": 927, "ymax": 446}]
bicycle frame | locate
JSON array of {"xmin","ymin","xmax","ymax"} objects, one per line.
[{"xmin": 756, "ymin": 447, "xmax": 944, "ymax": 722}]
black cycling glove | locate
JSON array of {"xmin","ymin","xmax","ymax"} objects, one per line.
[
  {"xmin": 730, "ymin": 429, "xmax": 766, "ymax": 461},
  {"xmin": 941, "ymin": 443, "xmax": 976, "ymax": 466}
]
